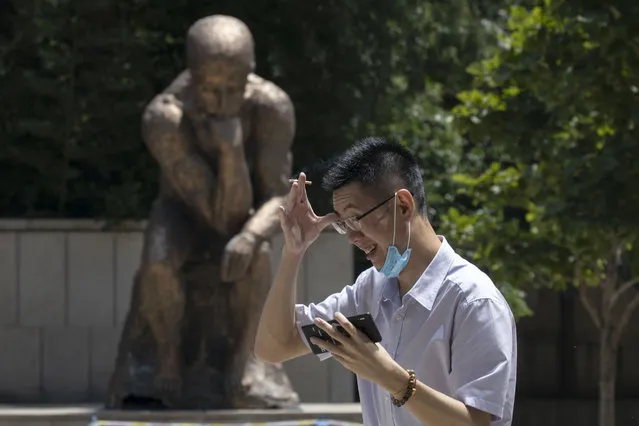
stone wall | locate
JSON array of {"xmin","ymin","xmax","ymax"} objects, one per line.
[
  {"xmin": 2, "ymin": 219, "xmax": 639, "ymax": 426},
  {"xmin": 0, "ymin": 220, "xmax": 355, "ymax": 404}
]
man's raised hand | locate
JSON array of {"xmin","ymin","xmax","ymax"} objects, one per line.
[{"xmin": 279, "ymin": 172, "xmax": 336, "ymax": 256}]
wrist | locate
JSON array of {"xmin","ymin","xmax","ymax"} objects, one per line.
[
  {"xmin": 385, "ymin": 366, "xmax": 417, "ymax": 408},
  {"xmin": 382, "ymin": 364, "xmax": 411, "ymax": 398},
  {"xmin": 282, "ymin": 244, "xmax": 305, "ymax": 263}
]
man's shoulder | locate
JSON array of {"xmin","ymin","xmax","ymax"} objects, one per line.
[
  {"xmin": 352, "ymin": 266, "xmax": 390, "ymax": 304},
  {"xmin": 354, "ymin": 266, "xmax": 377, "ymax": 284},
  {"xmin": 445, "ymin": 253, "xmax": 510, "ymax": 310}
]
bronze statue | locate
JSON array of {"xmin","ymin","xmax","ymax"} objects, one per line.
[{"xmin": 106, "ymin": 15, "xmax": 299, "ymax": 409}]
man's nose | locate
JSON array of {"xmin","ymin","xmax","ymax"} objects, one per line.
[{"xmin": 347, "ymin": 229, "xmax": 364, "ymax": 245}]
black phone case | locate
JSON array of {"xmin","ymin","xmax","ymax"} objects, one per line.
[{"xmin": 301, "ymin": 313, "xmax": 382, "ymax": 355}]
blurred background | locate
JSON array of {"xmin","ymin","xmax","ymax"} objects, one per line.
[{"xmin": 0, "ymin": 0, "xmax": 638, "ymax": 425}]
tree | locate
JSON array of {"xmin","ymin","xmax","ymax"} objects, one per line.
[
  {"xmin": 450, "ymin": 1, "xmax": 639, "ymax": 424},
  {"xmin": 363, "ymin": 0, "xmax": 536, "ymax": 318},
  {"xmin": 1, "ymin": 0, "xmax": 515, "ymax": 219},
  {"xmin": 2, "ymin": 0, "xmax": 488, "ymax": 218}
]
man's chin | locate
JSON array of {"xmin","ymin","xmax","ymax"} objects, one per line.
[{"xmin": 369, "ymin": 257, "xmax": 385, "ymax": 271}]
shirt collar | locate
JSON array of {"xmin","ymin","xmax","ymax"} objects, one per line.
[
  {"xmin": 375, "ymin": 235, "xmax": 455, "ymax": 311},
  {"xmin": 407, "ymin": 235, "xmax": 456, "ymax": 310}
]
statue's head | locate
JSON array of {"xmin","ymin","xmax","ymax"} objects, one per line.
[{"xmin": 186, "ymin": 15, "xmax": 255, "ymax": 117}]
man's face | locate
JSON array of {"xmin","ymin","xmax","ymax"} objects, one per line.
[
  {"xmin": 332, "ymin": 182, "xmax": 396, "ymax": 270},
  {"xmin": 190, "ymin": 58, "xmax": 249, "ymax": 117}
]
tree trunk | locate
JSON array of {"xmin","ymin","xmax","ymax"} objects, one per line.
[{"xmin": 599, "ymin": 326, "xmax": 617, "ymax": 426}]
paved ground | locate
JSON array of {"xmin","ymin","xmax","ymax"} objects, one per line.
[{"xmin": 0, "ymin": 403, "xmax": 363, "ymax": 426}]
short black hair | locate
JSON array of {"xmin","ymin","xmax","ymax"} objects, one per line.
[{"xmin": 322, "ymin": 137, "xmax": 426, "ymax": 215}]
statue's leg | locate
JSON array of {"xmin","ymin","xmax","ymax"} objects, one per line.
[
  {"xmin": 229, "ymin": 240, "xmax": 299, "ymax": 408},
  {"xmin": 228, "ymin": 241, "xmax": 271, "ymax": 384},
  {"xmin": 137, "ymin": 198, "xmax": 194, "ymax": 402},
  {"xmin": 106, "ymin": 270, "xmax": 145, "ymax": 408}
]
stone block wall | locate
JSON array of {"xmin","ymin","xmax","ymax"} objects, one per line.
[{"xmin": 0, "ymin": 220, "xmax": 356, "ymax": 403}]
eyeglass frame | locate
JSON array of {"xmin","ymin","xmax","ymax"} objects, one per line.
[{"xmin": 331, "ymin": 193, "xmax": 396, "ymax": 235}]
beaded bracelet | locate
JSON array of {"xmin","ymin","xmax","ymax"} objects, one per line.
[{"xmin": 391, "ymin": 369, "xmax": 417, "ymax": 407}]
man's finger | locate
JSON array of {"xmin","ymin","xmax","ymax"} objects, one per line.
[
  {"xmin": 331, "ymin": 352, "xmax": 350, "ymax": 366},
  {"xmin": 317, "ymin": 212, "xmax": 338, "ymax": 229},
  {"xmin": 280, "ymin": 205, "xmax": 296, "ymax": 232},
  {"xmin": 284, "ymin": 173, "xmax": 302, "ymax": 212},
  {"xmin": 315, "ymin": 318, "xmax": 348, "ymax": 345},
  {"xmin": 298, "ymin": 172, "xmax": 310, "ymax": 204},
  {"xmin": 284, "ymin": 181, "xmax": 298, "ymax": 212},
  {"xmin": 334, "ymin": 312, "xmax": 362, "ymax": 342},
  {"xmin": 310, "ymin": 337, "xmax": 346, "ymax": 358}
]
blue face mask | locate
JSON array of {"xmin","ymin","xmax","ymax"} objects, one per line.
[{"xmin": 378, "ymin": 193, "xmax": 411, "ymax": 278}]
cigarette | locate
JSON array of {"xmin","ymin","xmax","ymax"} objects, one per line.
[{"xmin": 289, "ymin": 179, "xmax": 312, "ymax": 185}]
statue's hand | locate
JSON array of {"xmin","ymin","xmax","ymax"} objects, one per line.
[
  {"xmin": 206, "ymin": 116, "xmax": 243, "ymax": 150},
  {"xmin": 221, "ymin": 231, "xmax": 257, "ymax": 282}
]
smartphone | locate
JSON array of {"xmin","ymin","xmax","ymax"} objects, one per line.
[{"xmin": 301, "ymin": 312, "xmax": 382, "ymax": 355}]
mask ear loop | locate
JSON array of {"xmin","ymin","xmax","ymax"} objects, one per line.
[
  {"xmin": 391, "ymin": 192, "xmax": 397, "ymax": 246},
  {"xmin": 393, "ymin": 191, "xmax": 411, "ymax": 250}
]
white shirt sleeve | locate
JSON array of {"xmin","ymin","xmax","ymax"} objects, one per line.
[
  {"xmin": 294, "ymin": 271, "xmax": 371, "ymax": 360},
  {"xmin": 450, "ymin": 297, "xmax": 517, "ymax": 420}
]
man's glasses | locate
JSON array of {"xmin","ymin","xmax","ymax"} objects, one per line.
[{"xmin": 332, "ymin": 194, "xmax": 395, "ymax": 235}]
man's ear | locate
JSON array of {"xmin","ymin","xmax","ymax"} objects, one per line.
[{"xmin": 396, "ymin": 189, "xmax": 415, "ymax": 217}]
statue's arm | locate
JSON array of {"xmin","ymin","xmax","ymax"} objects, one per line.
[
  {"xmin": 141, "ymin": 94, "xmax": 218, "ymax": 228},
  {"xmin": 205, "ymin": 116, "xmax": 254, "ymax": 235},
  {"xmin": 242, "ymin": 88, "xmax": 295, "ymax": 241}
]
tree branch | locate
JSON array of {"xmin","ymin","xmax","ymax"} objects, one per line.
[
  {"xmin": 575, "ymin": 263, "xmax": 602, "ymax": 330},
  {"xmin": 601, "ymin": 241, "xmax": 622, "ymax": 321},
  {"xmin": 609, "ymin": 277, "xmax": 639, "ymax": 310},
  {"xmin": 578, "ymin": 284, "xmax": 602, "ymax": 330},
  {"xmin": 612, "ymin": 291, "xmax": 639, "ymax": 348}
]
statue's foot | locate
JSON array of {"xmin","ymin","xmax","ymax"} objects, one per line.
[
  {"xmin": 154, "ymin": 354, "xmax": 183, "ymax": 406},
  {"xmin": 105, "ymin": 367, "xmax": 126, "ymax": 409},
  {"xmin": 239, "ymin": 356, "xmax": 300, "ymax": 408},
  {"xmin": 154, "ymin": 372, "xmax": 182, "ymax": 405},
  {"xmin": 105, "ymin": 391, "xmax": 124, "ymax": 409}
]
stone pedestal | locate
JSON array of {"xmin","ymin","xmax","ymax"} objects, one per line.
[{"xmin": 0, "ymin": 403, "xmax": 363, "ymax": 426}]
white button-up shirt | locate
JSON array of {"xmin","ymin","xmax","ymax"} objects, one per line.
[{"xmin": 295, "ymin": 236, "xmax": 517, "ymax": 426}]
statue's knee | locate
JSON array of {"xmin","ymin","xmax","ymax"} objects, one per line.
[{"xmin": 139, "ymin": 262, "xmax": 178, "ymax": 287}]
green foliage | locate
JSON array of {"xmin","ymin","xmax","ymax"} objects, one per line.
[
  {"xmin": 1, "ymin": 0, "xmax": 167, "ymax": 218},
  {"xmin": 8, "ymin": 0, "xmax": 637, "ymax": 324},
  {"xmin": 363, "ymin": 0, "xmax": 508, "ymax": 222},
  {"xmin": 361, "ymin": 0, "xmax": 537, "ymax": 317},
  {"xmin": 447, "ymin": 0, "xmax": 639, "ymax": 316},
  {"xmin": 1, "ymin": 0, "xmax": 495, "ymax": 218}
]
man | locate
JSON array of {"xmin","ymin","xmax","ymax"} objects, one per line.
[
  {"xmin": 255, "ymin": 137, "xmax": 517, "ymax": 425},
  {"xmin": 108, "ymin": 15, "xmax": 298, "ymax": 408}
]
